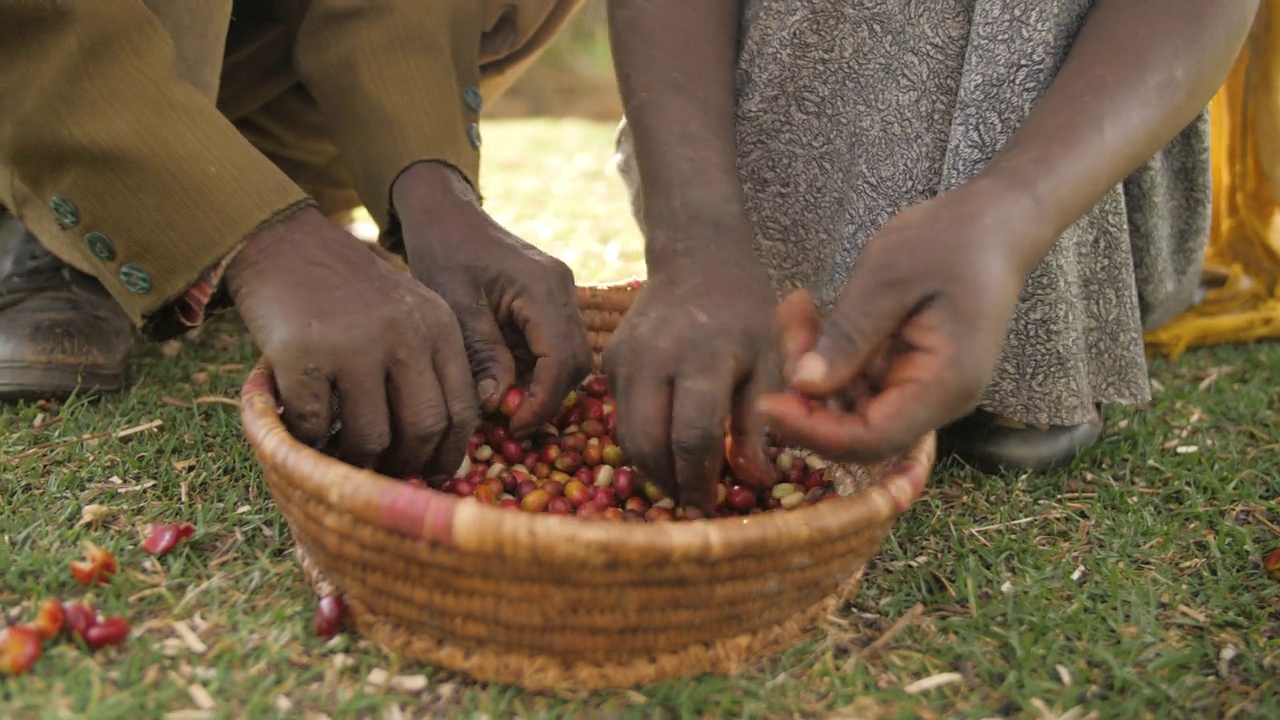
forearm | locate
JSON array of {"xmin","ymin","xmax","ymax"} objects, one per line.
[
  {"xmin": 0, "ymin": 3, "xmax": 311, "ymax": 331},
  {"xmin": 975, "ymin": 0, "xmax": 1259, "ymax": 275},
  {"xmin": 608, "ymin": 0, "xmax": 754, "ymax": 273}
]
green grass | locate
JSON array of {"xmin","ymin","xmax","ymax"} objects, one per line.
[{"xmin": 3, "ymin": 118, "xmax": 1278, "ymax": 719}]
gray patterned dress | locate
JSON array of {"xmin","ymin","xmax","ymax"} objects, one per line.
[{"xmin": 617, "ymin": 0, "xmax": 1211, "ymax": 428}]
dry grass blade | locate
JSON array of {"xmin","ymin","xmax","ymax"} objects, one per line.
[{"xmin": 5, "ymin": 418, "xmax": 163, "ymax": 463}]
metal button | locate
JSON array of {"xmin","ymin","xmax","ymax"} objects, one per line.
[
  {"xmin": 50, "ymin": 196, "xmax": 79, "ymax": 229},
  {"xmin": 463, "ymin": 86, "xmax": 483, "ymax": 113},
  {"xmin": 119, "ymin": 263, "xmax": 152, "ymax": 294},
  {"xmin": 84, "ymin": 231, "xmax": 116, "ymax": 261},
  {"xmin": 466, "ymin": 123, "xmax": 482, "ymax": 149}
]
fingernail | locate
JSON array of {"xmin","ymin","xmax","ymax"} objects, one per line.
[
  {"xmin": 477, "ymin": 378, "xmax": 498, "ymax": 403},
  {"xmin": 792, "ymin": 353, "xmax": 828, "ymax": 385}
]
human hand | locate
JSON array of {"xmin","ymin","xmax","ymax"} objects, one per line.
[
  {"xmin": 757, "ymin": 186, "xmax": 1039, "ymax": 463},
  {"xmin": 602, "ymin": 233, "xmax": 779, "ymax": 512},
  {"xmin": 393, "ymin": 162, "xmax": 592, "ymax": 437},
  {"xmin": 225, "ymin": 207, "xmax": 479, "ymax": 478}
]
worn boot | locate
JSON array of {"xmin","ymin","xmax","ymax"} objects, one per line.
[
  {"xmin": 938, "ymin": 405, "xmax": 1104, "ymax": 474},
  {"xmin": 0, "ymin": 212, "xmax": 134, "ymax": 402}
]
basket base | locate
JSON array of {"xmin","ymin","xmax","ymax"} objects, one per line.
[{"xmin": 297, "ymin": 543, "xmax": 867, "ymax": 692}]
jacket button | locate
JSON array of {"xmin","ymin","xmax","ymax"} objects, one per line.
[
  {"xmin": 119, "ymin": 263, "xmax": 152, "ymax": 294},
  {"xmin": 84, "ymin": 231, "xmax": 116, "ymax": 261},
  {"xmin": 463, "ymin": 86, "xmax": 483, "ymax": 113},
  {"xmin": 50, "ymin": 196, "xmax": 80, "ymax": 229},
  {"xmin": 467, "ymin": 123, "xmax": 482, "ymax": 149}
]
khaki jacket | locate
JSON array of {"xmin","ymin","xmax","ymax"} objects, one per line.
[{"xmin": 0, "ymin": 0, "xmax": 582, "ymax": 334}]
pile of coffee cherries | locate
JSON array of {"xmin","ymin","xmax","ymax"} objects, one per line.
[{"xmin": 407, "ymin": 375, "xmax": 840, "ymax": 521}]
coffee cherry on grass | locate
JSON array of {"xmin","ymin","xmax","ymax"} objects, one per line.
[
  {"xmin": 0, "ymin": 626, "xmax": 41, "ymax": 676},
  {"xmin": 313, "ymin": 595, "xmax": 345, "ymax": 639},
  {"xmin": 33, "ymin": 599, "xmax": 65, "ymax": 640},
  {"xmin": 83, "ymin": 617, "xmax": 131, "ymax": 649},
  {"xmin": 70, "ymin": 542, "xmax": 117, "ymax": 586},
  {"xmin": 1265, "ymin": 548, "xmax": 1280, "ymax": 582},
  {"xmin": 142, "ymin": 522, "xmax": 197, "ymax": 557},
  {"xmin": 62, "ymin": 603, "xmax": 94, "ymax": 639}
]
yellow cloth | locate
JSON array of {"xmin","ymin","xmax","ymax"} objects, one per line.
[{"xmin": 1145, "ymin": 3, "xmax": 1280, "ymax": 358}]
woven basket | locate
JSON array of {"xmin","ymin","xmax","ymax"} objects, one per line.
[{"xmin": 239, "ymin": 280, "xmax": 936, "ymax": 691}]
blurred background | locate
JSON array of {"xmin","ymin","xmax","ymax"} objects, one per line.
[{"xmin": 485, "ymin": 0, "xmax": 621, "ymax": 121}]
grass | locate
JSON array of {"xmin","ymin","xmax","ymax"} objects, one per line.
[{"xmin": 2, "ymin": 117, "xmax": 1278, "ymax": 719}]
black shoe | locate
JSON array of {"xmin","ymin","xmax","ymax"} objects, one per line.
[
  {"xmin": 938, "ymin": 406, "xmax": 1103, "ymax": 474},
  {"xmin": 0, "ymin": 211, "xmax": 134, "ymax": 402}
]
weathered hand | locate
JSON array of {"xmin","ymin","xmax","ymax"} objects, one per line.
[
  {"xmin": 394, "ymin": 162, "xmax": 592, "ymax": 437},
  {"xmin": 757, "ymin": 187, "xmax": 1036, "ymax": 462},
  {"xmin": 225, "ymin": 207, "xmax": 479, "ymax": 478},
  {"xmin": 603, "ymin": 238, "xmax": 779, "ymax": 512}
]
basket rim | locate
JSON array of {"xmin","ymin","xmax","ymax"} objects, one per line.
[{"xmin": 240, "ymin": 362, "xmax": 936, "ymax": 564}]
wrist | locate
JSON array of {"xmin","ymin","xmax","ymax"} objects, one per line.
[
  {"xmin": 951, "ymin": 172, "xmax": 1061, "ymax": 278},
  {"xmin": 224, "ymin": 206, "xmax": 323, "ymax": 302},
  {"xmin": 392, "ymin": 161, "xmax": 479, "ymax": 216},
  {"xmin": 643, "ymin": 217, "xmax": 766, "ymax": 283}
]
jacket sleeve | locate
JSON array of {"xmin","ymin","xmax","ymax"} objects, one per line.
[
  {"xmin": 292, "ymin": 0, "xmax": 490, "ymax": 239},
  {"xmin": 0, "ymin": 2, "xmax": 313, "ymax": 333}
]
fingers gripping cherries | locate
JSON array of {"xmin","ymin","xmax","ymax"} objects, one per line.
[{"xmin": 406, "ymin": 374, "xmax": 841, "ymax": 520}]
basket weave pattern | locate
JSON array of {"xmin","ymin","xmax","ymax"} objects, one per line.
[{"xmin": 240, "ymin": 280, "xmax": 936, "ymax": 690}]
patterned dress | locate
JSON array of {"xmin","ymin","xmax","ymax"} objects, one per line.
[{"xmin": 618, "ymin": 0, "xmax": 1211, "ymax": 427}]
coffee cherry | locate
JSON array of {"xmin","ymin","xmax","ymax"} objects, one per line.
[
  {"xmin": 521, "ymin": 489, "xmax": 551, "ymax": 513},
  {"xmin": 499, "ymin": 387, "xmax": 526, "ymax": 417}
]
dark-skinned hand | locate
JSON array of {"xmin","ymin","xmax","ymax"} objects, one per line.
[
  {"xmin": 756, "ymin": 186, "xmax": 1036, "ymax": 462},
  {"xmin": 224, "ymin": 206, "xmax": 479, "ymax": 479},
  {"xmin": 602, "ymin": 234, "xmax": 780, "ymax": 513},
  {"xmin": 393, "ymin": 161, "xmax": 592, "ymax": 437}
]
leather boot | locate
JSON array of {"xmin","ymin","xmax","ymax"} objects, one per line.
[
  {"xmin": 0, "ymin": 211, "xmax": 134, "ymax": 402},
  {"xmin": 938, "ymin": 405, "xmax": 1104, "ymax": 474}
]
